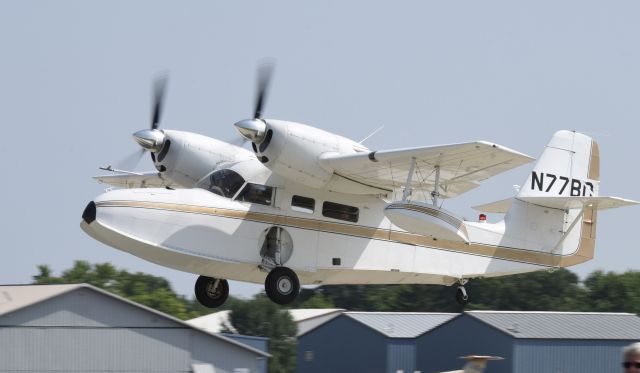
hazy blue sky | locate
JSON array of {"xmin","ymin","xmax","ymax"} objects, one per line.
[{"xmin": 1, "ymin": 1, "xmax": 639, "ymax": 299}]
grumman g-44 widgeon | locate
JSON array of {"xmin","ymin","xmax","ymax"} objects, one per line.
[{"xmin": 81, "ymin": 67, "xmax": 638, "ymax": 307}]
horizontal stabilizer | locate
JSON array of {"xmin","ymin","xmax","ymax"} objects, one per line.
[
  {"xmin": 472, "ymin": 198, "xmax": 513, "ymax": 213},
  {"xmin": 518, "ymin": 196, "xmax": 639, "ymax": 210}
]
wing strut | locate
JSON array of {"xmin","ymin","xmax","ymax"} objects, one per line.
[
  {"xmin": 431, "ymin": 165, "xmax": 441, "ymax": 206},
  {"xmin": 402, "ymin": 157, "xmax": 417, "ymax": 201}
]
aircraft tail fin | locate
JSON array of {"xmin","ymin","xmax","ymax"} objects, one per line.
[
  {"xmin": 517, "ymin": 130, "xmax": 599, "ymax": 199},
  {"xmin": 498, "ymin": 131, "xmax": 637, "ymax": 266}
]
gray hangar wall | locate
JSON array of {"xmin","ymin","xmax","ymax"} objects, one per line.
[{"xmin": 0, "ymin": 285, "xmax": 266, "ymax": 373}]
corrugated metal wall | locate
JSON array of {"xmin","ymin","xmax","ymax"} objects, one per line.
[
  {"xmin": 386, "ymin": 340, "xmax": 416, "ymax": 373},
  {"xmin": 0, "ymin": 288, "xmax": 264, "ymax": 373},
  {"xmin": 513, "ymin": 339, "xmax": 634, "ymax": 373}
]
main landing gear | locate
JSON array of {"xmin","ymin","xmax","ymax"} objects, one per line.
[
  {"xmin": 195, "ymin": 276, "xmax": 229, "ymax": 308},
  {"xmin": 455, "ymin": 279, "xmax": 469, "ymax": 306},
  {"xmin": 264, "ymin": 267, "xmax": 300, "ymax": 305},
  {"xmin": 194, "ymin": 267, "xmax": 301, "ymax": 308}
]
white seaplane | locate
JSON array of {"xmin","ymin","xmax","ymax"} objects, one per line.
[{"xmin": 81, "ymin": 66, "xmax": 638, "ymax": 307}]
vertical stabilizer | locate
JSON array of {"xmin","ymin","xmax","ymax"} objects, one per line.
[
  {"xmin": 518, "ymin": 130, "xmax": 600, "ymax": 198},
  {"xmin": 503, "ymin": 131, "xmax": 600, "ymax": 266}
]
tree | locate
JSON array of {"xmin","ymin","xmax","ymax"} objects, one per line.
[
  {"xmin": 32, "ymin": 261, "xmax": 201, "ymax": 319},
  {"xmin": 305, "ymin": 269, "xmax": 588, "ymax": 312},
  {"xmin": 583, "ymin": 270, "xmax": 640, "ymax": 314},
  {"xmin": 225, "ymin": 294, "xmax": 297, "ymax": 373},
  {"xmin": 468, "ymin": 268, "xmax": 586, "ymax": 311}
]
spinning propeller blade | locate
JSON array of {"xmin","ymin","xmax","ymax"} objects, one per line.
[
  {"xmin": 121, "ymin": 73, "xmax": 170, "ymax": 171},
  {"xmin": 151, "ymin": 73, "xmax": 169, "ymax": 130},
  {"xmin": 115, "ymin": 148, "xmax": 146, "ymax": 171},
  {"xmin": 254, "ymin": 62, "xmax": 274, "ymax": 120},
  {"xmin": 235, "ymin": 62, "xmax": 275, "ymax": 145}
]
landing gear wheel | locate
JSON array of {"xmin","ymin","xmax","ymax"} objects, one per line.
[
  {"xmin": 456, "ymin": 285, "xmax": 469, "ymax": 306},
  {"xmin": 265, "ymin": 267, "xmax": 300, "ymax": 305},
  {"xmin": 195, "ymin": 276, "xmax": 229, "ymax": 308}
]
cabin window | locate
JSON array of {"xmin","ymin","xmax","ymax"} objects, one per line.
[
  {"xmin": 291, "ymin": 195, "xmax": 315, "ymax": 214},
  {"xmin": 322, "ymin": 201, "xmax": 359, "ymax": 222},
  {"xmin": 236, "ymin": 183, "xmax": 273, "ymax": 206},
  {"xmin": 195, "ymin": 169, "xmax": 245, "ymax": 198}
]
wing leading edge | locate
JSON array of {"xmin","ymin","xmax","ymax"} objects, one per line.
[
  {"xmin": 94, "ymin": 171, "xmax": 178, "ymax": 189},
  {"xmin": 320, "ymin": 141, "xmax": 535, "ymax": 199}
]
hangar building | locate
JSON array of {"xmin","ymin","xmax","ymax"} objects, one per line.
[
  {"xmin": 0, "ymin": 284, "xmax": 269, "ymax": 373},
  {"xmin": 297, "ymin": 312, "xmax": 457, "ymax": 373},
  {"xmin": 297, "ymin": 310, "xmax": 640, "ymax": 373}
]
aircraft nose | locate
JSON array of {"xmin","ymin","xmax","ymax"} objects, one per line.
[{"xmin": 82, "ymin": 201, "xmax": 96, "ymax": 224}]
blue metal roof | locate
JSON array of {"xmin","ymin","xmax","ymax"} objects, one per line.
[
  {"xmin": 466, "ymin": 311, "xmax": 640, "ymax": 339},
  {"xmin": 345, "ymin": 312, "xmax": 457, "ymax": 338}
]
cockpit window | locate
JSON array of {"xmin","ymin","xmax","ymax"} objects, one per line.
[
  {"xmin": 236, "ymin": 183, "xmax": 273, "ymax": 206},
  {"xmin": 196, "ymin": 169, "xmax": 245, "ymax": 198}
]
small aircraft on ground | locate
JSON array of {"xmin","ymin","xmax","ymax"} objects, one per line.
[
  {"xmin": 438, "ymin": 356, "xmax": 504, "ymax": 373},
  {"xmin": 81, "ymin": 65, "xmax": 638, "ymax": 307}
]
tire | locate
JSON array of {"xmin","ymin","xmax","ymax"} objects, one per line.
[
  {"xmin": 195, "ymin": 276, "xmax": 229, "ymax": 308},
  {"xmin": 265, "ymin": 267, "xmax": 300, "ymax": 305},
  {"xmin": 455, "ymin": 286, "xmax": 469, "ymax": 306}
]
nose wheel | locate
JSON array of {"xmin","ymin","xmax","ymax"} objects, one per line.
[
  {"xmin": 265, "ymin": 267, "xmax": 300, "ymax": 305},
  {"xmin": 195, "ymin": 276, "xmax": 229, "ymax": 308}
]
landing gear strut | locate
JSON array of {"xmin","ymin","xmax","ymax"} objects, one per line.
[
  {"xmin": 195, "ymin": 276, "xmax": 229, "ymax": 308},
  {"xmin": 265, "ymin": 267, "xmax": 300, "ymax": 305},
  {"xmin": 455, "ymin": 279, "xmax": 469, "ymax": 306}
]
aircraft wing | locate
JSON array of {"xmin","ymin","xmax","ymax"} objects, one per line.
[
  {"xmin": 93, "ymin": 171, "xmax": 178, "ymax": 189},
  {"xmin": 320, "ymin": 141, "xmax": 534, "ymax": 199}
]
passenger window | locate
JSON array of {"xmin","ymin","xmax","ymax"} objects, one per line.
[
  {"xmin": 195, "ymin": 169, "xmax": 245, "ymax": 198},
  {"xmin": 237, "ymin": 183, "xmax": 273, "ymax": 206},
  {"xmin": 291, "ymin": 195, "xmax": 315, "ymax": 214},
  {"xmin": 322, "ymin": 201, "xmax": 359, "ymax": 222}
]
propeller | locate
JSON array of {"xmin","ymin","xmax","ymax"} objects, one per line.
[
  {"xmin": 254, "ymin": 63, "xmax": 273, "ymax": 119},
  {"xmin": 234, "ymin": 63, "xmax": 274, "ymax": 144},
  {"xmin": 131, "ymin": 74, "xmax": 169, "ymax": 158},
  {"xmin": 108, "ymin": 74, "xmax": 169, "ymax": 173},
  {"xmin": 115, "ymin": 148, "xmax": 146, "ymax": 171},
  {"xmin": 151, "ymin": 74, "xmax": 168, "ymax": 130}
]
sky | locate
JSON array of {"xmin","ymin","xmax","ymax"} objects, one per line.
[{"xmin": 1, "ymin": 1, "xmax": 639, "ymax": 300}]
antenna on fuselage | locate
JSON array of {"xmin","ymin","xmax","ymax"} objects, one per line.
[{"xmin": 359, "ymin": 125, "xmax": 384, "ymax": 144}]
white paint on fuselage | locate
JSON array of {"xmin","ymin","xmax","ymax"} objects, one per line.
[{"xmin": 82, "ymin": 175, "xmax": 548, "ymax": 287}]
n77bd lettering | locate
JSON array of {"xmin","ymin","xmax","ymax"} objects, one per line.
[{"xmin": 531, "ymin": 171, "xmax": 594, "ymax": 196}]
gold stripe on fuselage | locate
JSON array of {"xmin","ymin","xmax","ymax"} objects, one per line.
[{"xmin": 96, "ymin": 200, "xmax": 592, "ymax": 268}]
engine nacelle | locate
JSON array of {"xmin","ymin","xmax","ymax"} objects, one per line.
[
  {"xmin": 153, "ymin": 130, "xmax": 254, "ymax": 187},
  {"xmin": 254, "ymin": 120, "xmax": 368, "ymax": 190}
]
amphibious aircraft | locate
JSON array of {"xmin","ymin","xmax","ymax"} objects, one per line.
[{"xmin": 81, "ymin": 66, "xmax": 638, "ymax": 307}]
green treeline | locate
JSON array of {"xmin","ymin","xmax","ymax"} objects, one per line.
[{"xmin": 33, "ymin": 261, "xmax": 640, "ymax": 317}]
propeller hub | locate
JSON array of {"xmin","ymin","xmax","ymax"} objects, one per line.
[
  {"xmin": 133, "ymin": 129, "xmax": 165, "ymax": 152},
  {"xmin": 234, "ymin": 119, "xmax": 267, "ymax": 143}
]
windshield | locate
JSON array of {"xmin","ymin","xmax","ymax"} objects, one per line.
[{"xmin": 196, "ymin": 169, "xmax": 245, "ymax": 198}]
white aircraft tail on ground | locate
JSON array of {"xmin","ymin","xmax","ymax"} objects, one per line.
[{"xmin": 438, "ymin": 355, "xmax": 504, "ymax": 373}]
